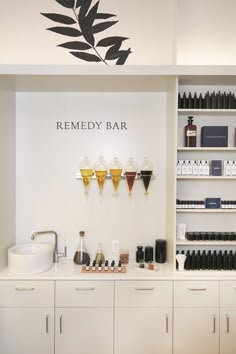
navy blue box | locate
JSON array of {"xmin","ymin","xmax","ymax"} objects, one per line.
[
  {"xmin": 201, "ymin": 126, "xmax": 228, "ymax": 147},
  {"xmin": 205, "ymin": 198, "xmax": 221, "ymax": 209},
  {"xmin": 211, "ymin": 160, "xmax": 222, "ymax": 176}
]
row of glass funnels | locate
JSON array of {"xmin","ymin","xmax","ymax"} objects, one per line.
[{"xmin": 80, "ymin": 156, "xmax": 154, "ymax": 196}]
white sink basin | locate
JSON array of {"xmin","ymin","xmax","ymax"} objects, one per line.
[{"xmin": 8, "ymin": 242, "xmax": 54, "ymax": 275}]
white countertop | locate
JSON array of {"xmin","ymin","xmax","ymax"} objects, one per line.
[{"xmin": 1, "ymin": 260, "xmax": 236, "ymax": 281}]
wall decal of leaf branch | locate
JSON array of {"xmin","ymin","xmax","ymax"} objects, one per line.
[{"xmin": 41, "ymin": 0, "xmax": 132, "ymax": 65}]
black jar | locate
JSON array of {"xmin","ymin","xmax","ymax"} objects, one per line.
[{"xmin": 144, "ymin": 246, "xmax": 153, "ymax": 263}]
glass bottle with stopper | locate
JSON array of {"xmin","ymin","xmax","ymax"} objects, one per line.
[
  {"xmin": 73, "ymin": 231, "xmax": 90, "ymax": 265},
  {"xmin": 109, "ymin": 156, "xmax": 123, "ymax": 196},
  {"xmin": 94, "ymin": 155, "xmax": 108, "ymax": 195},
  {"xmin": 95, "ymin": 242, "xmax": 105, "ymax": 264},
  {"xmin": 140, "ymin": 156, "xmax": 154, "ymax": 195},
  {"xmin": 125, "ymin": 157, "xmax": 138, "ymax": 196},
  {"xmin": 80, "ymin": 156, "xmax": 93, "ymax": 194}
]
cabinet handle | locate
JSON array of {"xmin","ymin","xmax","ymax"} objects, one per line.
[
  {"xmin": 165, "ymin": 314, "xmax": 169, "ymax": 333},
  {"xmin": 226, "ymin": 314, "xmax": 230, "ymax": 333},
  {"xmin": 212, "ymin": 314, "xmax": 216, "ymax": 333},
  {"xmin": 15, "ymin": 288, "xmax": 35, "ymax": 291},
  {"xmin": 60, "ymin": 315, "xmax": 63, "ymax": 334},
  {"xmin": 187, "ymin": 288, "xmax": 207, "ymax": 292},
  {"xmin": 46, "ymin": 315, "xmax": 49, "ymax": 334},
  {"xmin": 135, "ymin": 288, "xmax": 154, "ymax": 291},
  {"xmin": 75, "ymin": 287, "xmax": 95, "ymax": 291}
]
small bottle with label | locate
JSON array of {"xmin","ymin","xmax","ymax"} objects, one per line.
[{"xmin": 185, "ymin": 116, "xmax": 197, "ymax": 147}]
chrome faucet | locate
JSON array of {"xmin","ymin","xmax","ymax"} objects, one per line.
[{"xmin": 31, "ymin": 230, "xmax": 67, "ymax": 263}]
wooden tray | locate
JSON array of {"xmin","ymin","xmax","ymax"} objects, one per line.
[{"xmin": 81, "ymin": 265, "xmax": 126, "ymax": 273}]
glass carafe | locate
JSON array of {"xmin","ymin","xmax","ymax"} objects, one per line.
[
  {"xmin": 125, "ymin": 157, "xmax": 138, "ymax": 196},
  {"xmin": 140, "ymin": 156, "xmax": 154, "ymax": 195},
  {"xmin": 73, "ymin": 231, "xmax": 90, "ymax": 265},
  {"xmin": 95, "ymin": 242, "xmax": 105, "ymax": 264},
  {"xmin": 94, "ymin": 155, "xmax": 108, "ymax": 195},
  {"xmin": 109, "ymin": 156, "xmax": 123, "ymax": 196},
  {"xmin": 80, "ymin": 156, "xmax": 93, "ymax": 194}
]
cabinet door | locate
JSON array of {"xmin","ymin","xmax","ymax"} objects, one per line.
[
  {"xmin": 0, "ymin": 308, "xmax": 54, "ymax": 354},
  {"xmin": 174, "ymin": 308, "xmax": 219, "ymax": 354},
  {"xmin": 115, "ymin": 308, "xmax": 172, "ymax": 354},
  {"xmin": 220, "ymin": 308, "xmax": 236, "ymax": 354},
  {"xmin": 55, "ymin": 308, "xmax": 113, "ymax": 354}
]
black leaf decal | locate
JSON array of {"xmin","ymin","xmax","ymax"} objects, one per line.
[
  {"xmin": 89, "ymin": 21, "xmax": 118, "ymax": 34},
  {"xmin": 47, "ymin": 26, "xmax": 82, "ymax": 37},
  {"xmin": 70, "ymin": 51, "xmax": 102, "ymax": 62},
  {"xmin": 55, "ymin": 0, "xmax": 75, "ymax": 9},
  {"xmin": 83, "ymin": 32, "xmax": 95, "ymax": 47},
  {"xmin": 105, "ymin": 45, "xmax": 121, "ymax": 60},
  {"xmin": 41, "ymin": 13, "xmax": 76, "ymax": 25},
  {"xmin": 42, "ymin": 0, "xmax": 132, "ymax": 65},
  {"xmin": 95, "ymin": 13, "xmax": 116, "ymax": 19},
  {"xmin": 97, "ymin": 36, "xmax": 128, "ymax": 47},
  {"xmin": 79, "ymin": 0, "xmax": 92, "ymax": 20},
  {"xmin": 80, "ymin": 1, "xmax": 99, "ymax": 34},
  {"xmin": 58, "ymin": 41, "xmax": 91, "ymax": 50},
  {"xmin": 116, "ymin": 48, "xmax": 132, "ymax": 65},
  {"xmin": 75, "ymin": 0, "xmax": 82, "ymax": 8}
]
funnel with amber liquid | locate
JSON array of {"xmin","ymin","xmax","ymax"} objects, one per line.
[
  {"xmin": 94, "ymin": 155, "xmax": 108, "ymax": 195},
  {"xmin": 80, "ymin": 156, "xmax": 93, "ymax": 194},
  {"xmin": 140, "ymin": 156, "xmax": 154, "ymax": 195},
  {"xmin": 109, "ymin": 156, "xmax": 123, "ymax": 197},
  {"xmin": 125, "ymin": 157, "xmax": 138, "ymax": 196}
]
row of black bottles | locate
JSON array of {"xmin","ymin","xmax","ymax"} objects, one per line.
[
  {"xmin": 186, "ymin": 231, "xmax": 236, "ymax": 241},
  {"xmin": 178, "ymin": 91, "xmax": 236, "ymax": 109},
  {"xmin": 177, "ymin": 250, "xmax": 236, "ymax": 270}
]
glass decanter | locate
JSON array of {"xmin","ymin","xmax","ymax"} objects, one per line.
[
  {"xmin": 80, "ymin": 156, "xmax": 93, "ymax": 194},
  {"xmin": 94, "ymin": 155, "xmax": 108, "ymax": 194},
  {"xmin": 109, "ymin": 156, "xmax": 123, "ymax": 196},
  {"xmin": 140, "ymin": 156, "xmax": 154, "ymax": 195},
  {"xmin": 125, "ymin": 157, "xmax": 138, "ymax": 196}
]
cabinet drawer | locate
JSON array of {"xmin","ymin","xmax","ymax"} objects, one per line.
[
  {"xmin": 174, "ymin": 281, "xmax": 219, "ymax": 307},
  {"xmin": 115, "ymin": 281, "xmax": 172, "ymax": 307},
  {"xmin": 220, "ymin": 281, "xmax": 236, "ymax": 307},
  {"xmin": 56, "ymin": 281, "xmax": 114, "ymax": 307},
  {"xmin": 0, "ymin": 281, "xmax": 54, "ymax": 307}
]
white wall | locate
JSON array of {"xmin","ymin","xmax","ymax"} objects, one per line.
[
  {"xmin": 0, "ymin": 79, "xmax": 15, "ymax": 270},
  {"xmin": 176, "ymin": 0, "xmax": 236, "ymax": 64},
  {"xmin": 16, "ymin": 92, "xmax": 167, "ymax": 261},
  {"xmin": 0, "ymin": 0, "xmax": 175, "ymax": 65}
]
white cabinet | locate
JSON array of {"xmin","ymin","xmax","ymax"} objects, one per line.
[
  {"xmin": 0, "ymin": 281, "xmax": 54, "ymax": 354},
  {"xmin": 173, "ymin": 280, "xmax": 219, "ymax": 354},
  {"xmin": 114, "ymin": 281, "xmax": 172, "ymax": 354},
  {"xmin": 220, "ymin": 281, "xmax": 236, "ymax": 354},
  {"xmin": 55, "ymin": 280, "xmax": 114, "ymax": 354}
]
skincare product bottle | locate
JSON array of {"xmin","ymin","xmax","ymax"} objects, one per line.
[
  {"xmin": 73, "ymin": 231, "xmax": 90, "ymax": 265},
  {"xmin": 185, "ymin": 116, "xmax": 197, "ymax": 147},
  {"xmin": 136, "ymin": 246, "xmax": 144, "ymax": 263},
  {"xmin": 176, "ymin": 254, "xmax": 186, "ymax": 271}
]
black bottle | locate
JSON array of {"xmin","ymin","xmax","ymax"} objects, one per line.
[
  {"xmin": 182, "ymin": 92, "xmax": 187, "ymax": 108},
  {"xmin": 191, "ymin": 251, "xmax": 196, "ymax": 270},
  {"xmin": 178, "ymin": 93, "xmax": 182, "ymax": 108},
  {"xmin": 188, "ymin": 92, "xmax": 193, "ymax": 108},
  {"xmin": 193, "ymin": 93, "xmax": 198, "ymax": 108},
  {"xmin": 234, "ymin": 252, "xmax": 236, "ymax": 270},
  {"xmin": 201, "ymin": 250, "xmax": 207, "ymax": 270},
  {"xmin": 176, "ymin": 250, "xmax": 179, "ymax": 269},
  {"xmin": 228, "ymin": 251, "xmax": 233, "ymax": 270},
  {"xmin": 198, "ymin": 93, "xmax": 204, "ymax": 108},
  {"xmin": 136, "ymin": 246, "xmax": 144, "ymax": 263},
  {"xmin": 222, "ymin": 92, "xmax": 227, "ymax": 109},
  {"xmin": 212, "ymin": 251, "xmax": 217, "ymax": 270},
  {"xmin": 185, "ymin": 250, "xmax": 191, "ymax": 270},
  {"xmin": 145, "ymin": 246, "xmax": 153, "ymax": 263},
  {"xmin": 206, "ymin": 251, "xmax": 212, "ymax": 270},
  {"xmin": 211, "ymin": 91, "xmax": 216, "ymax": 109},
  {"xmin": 217, "ymin": 251, "xmax": 223, "ymax": 270},
  {"xmin": 217, "ymin": 91, "xmax": 222, "ymax": 109},
  {"xmin": 223, "ymin": 251, "xmax": 228, "ymax": 270},
  {"xmin": 196, "ymin": 251, "xmax": 201, "ymax": 270},
  {"xmin": 205, "ymin": 91, "xmax": 211, "ymax": 109}
]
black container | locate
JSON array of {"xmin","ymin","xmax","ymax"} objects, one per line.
[
  {"xmin": 136, "ymin": 246, "xmax": 144, "ymax": 263},
  {"xmin": 155, "ymin": 239, "xmax": 167, "ymax": 263},
  {"xmin": 145, "ymin": 246, "xmax": 153, "ymax": 263}
]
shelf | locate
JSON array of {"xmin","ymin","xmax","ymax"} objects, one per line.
[
  {"xmin": 177, "ymin": 176, "xmax": 236, "ymax": 180},
  {"xmin": 177, "ymin": 147, "xmax": 236, "ymax": 152},
  {"xmin": 177, "ymin": 209, "xmax": 236, "ymax": 213},
  {"xmin": 176, "ymin": 241, "xmax": 236, "ymax": 246},
  {"xmin": 178, "ymin": 109, "xmax": 236, "ymax": 115}
]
